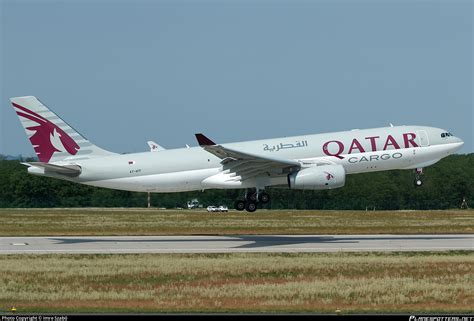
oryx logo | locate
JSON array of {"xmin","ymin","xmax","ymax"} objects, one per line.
[
  {"xmin": 324, "ymin": 172, "xmax": 334, "ymax": 181},
  {"xmin": 12, "ymin": 102, "xmax": 80, "ymax": 162}
]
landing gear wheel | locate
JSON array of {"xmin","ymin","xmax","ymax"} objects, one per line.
[
  {"xmin": 235, "ymin": 200, "xmax": 246, "ymax": 211},
  {"xmin": 258, "ymin": 192, "xmax": 270, "ymax": 204},
  {"xmin": 245, "ymin": 201, "xmax": 257, "ymax": 212},
  {"xmin": 247, "ymin": 193, "xmax": 257, "ymax": 202},
  {"xmin": 414, "ymin": 179, "xmax": 423, "ymax": 187},
  {"xmin": 414, "ymin": 168, "xmax": 423, "ymax": 188}
]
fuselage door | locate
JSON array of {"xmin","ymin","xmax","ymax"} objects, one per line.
[{"xmin": 416, "ymin": 130, "xmax": 430, "ymax": 147}]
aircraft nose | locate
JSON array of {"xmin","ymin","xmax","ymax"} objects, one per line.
[
  {"xmin": 451, "ymin": 137, "xmax": 464, "ymax": 152},
  {"xmin": 454, "ymin": 136, "xmax": 464, "ymax": 145}
]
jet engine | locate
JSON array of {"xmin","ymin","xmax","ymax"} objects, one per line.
[{"xmin": 287, "ymin": 164, "xmax": 346, "ymax": 190}]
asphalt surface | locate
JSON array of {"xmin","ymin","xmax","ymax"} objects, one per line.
[{"xmin": 0, "ymin": 234, "xmax": 472, "ymax": 254}]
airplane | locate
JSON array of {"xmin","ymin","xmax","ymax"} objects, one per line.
[
  {"xmin": 10, "ymin": 96, "xmax": 464, "ymax": 212},
  {"xmin": 147, "ymin": 141, "xmax": 166, "ymax": 152}
]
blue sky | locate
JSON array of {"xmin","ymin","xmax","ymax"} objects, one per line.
[{"xmin": 1, "ymin": 0, "xmax": 472, "ymax": 156}]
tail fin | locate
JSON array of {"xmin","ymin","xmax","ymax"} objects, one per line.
[
  {"xmin": 10, "ymin": 96, "xmax": 116, "ymax": 163},
  {"xmin": 147, "ymin": 140, "xmax": 166, "ymax": 152}
]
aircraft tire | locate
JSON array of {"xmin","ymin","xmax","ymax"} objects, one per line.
[
  {"xmin": 245, "ymin": 201, "xmax": 257, "ymax": 212},
  {"xmin": 235, "ymin": 200, "xmax": 246, "ymax": 211},
  {"xmin": 247, "ymin": 193, "xmax": 257, "ymax": 202},
  {"xmin": 258, "ymin": 192, "xmax": 270, "ymax": 204}
]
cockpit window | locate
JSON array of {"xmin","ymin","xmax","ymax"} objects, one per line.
[{"xmin": 441, "ymin": 132, "xmax": 454, "ymax": 138}]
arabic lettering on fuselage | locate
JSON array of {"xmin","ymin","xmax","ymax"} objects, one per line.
[
  {"xmin": 262, "ymin": 133, "xmax": 420, "ymax": 158},
  {"xmin": 263, "ymin": 140, "xmax": 308, "ymax": 152}
]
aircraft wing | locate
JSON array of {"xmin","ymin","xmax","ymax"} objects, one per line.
[
  {"xmin": 195, "ymin": 133, "xmax": 300, "ymax": 180},
  {"xmin": 21, "ymin": 162, "xmax": 82, "ymax": 176}
]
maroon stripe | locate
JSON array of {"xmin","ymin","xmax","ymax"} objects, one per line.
[
  {"xmin": 16, "ymin": 111, "xmax": 46, "ymax": 124},
  {"xmin": 12, "ymin": 102, "xmax": 49, "ymax": 123}
]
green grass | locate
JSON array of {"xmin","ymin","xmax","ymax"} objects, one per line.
[
  {"xmin": 0, "ymin": 208, "xmax": 473, "ymax": 236},
  {"xmin": 0, "ymin": 252, "xmax": 472, "ymax": 313}
]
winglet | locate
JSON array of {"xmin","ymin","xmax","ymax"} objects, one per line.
[{"xmin": 195, "ymin": 133, "xmax": 216, "ymax": 146}]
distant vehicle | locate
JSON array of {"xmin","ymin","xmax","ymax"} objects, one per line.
[
  {"xmin": 187, "ymin": 199, "xmax": 200, "ymax": 209},
  {"xmin": 207, "ymin": 205, "xmax": 228, "ymax": 213}
]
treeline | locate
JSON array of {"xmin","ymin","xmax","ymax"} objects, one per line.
[{"xmin": 0, "ymin": 154, "xmax": 472, "ymax": 210}]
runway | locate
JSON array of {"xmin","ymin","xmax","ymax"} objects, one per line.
[{"xmin": 0, "ymin": 234, "xmax": 472, "ymax": 254}]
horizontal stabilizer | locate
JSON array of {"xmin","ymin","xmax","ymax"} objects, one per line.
[{"xmin": 22, "ymin": 162, "xmax": 82, "ymax": 176}]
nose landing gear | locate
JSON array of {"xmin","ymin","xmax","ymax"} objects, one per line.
[
  {"xmin": 234, "ymin": 188, "xmax": 270, "ymax": 212},
  {"xmin": 414, "ymin": 168, "xmax": 423, "ymax": 187}
]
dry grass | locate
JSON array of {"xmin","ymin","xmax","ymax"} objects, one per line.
[
  {"xmin": 0, "ymin": 252, "xmax": 472, "ymax": 313},
  {"xmin": 0, "ymin": 208, "xmax": 472, "ymax": 236}
]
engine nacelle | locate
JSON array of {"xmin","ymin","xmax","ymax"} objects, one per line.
[{"xmin": 287, "ymin": 164, "xmax": 346, "ymax": 190}]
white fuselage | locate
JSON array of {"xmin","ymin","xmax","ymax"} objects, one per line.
[{"xmin": 37, "ymin": 125, "xmax": 463, "ymax": 193}]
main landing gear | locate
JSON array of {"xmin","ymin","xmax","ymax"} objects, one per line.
[
  {"xmin": 414, "ymin": 168, "xmax": 423, "ymax": 187},
  {"xmin": 234, "ymin": 188, "xmax": 270, "ymax": 212}
]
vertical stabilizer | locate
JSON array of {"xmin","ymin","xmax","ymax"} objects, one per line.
[{"xmin": 10, "ymin": 96, "xmax": 116, "ymax": 163}]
